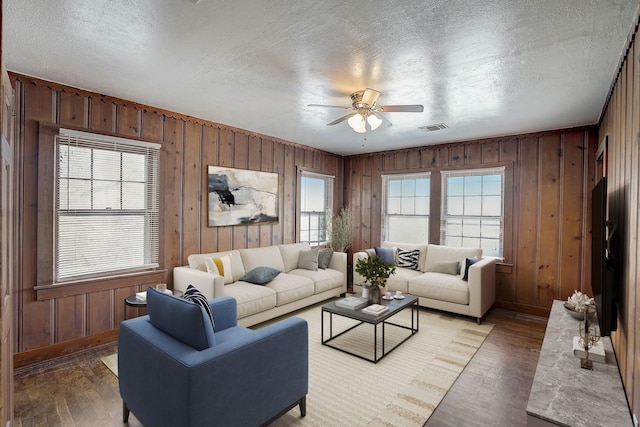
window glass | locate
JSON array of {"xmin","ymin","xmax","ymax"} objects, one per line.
[
  {"xmin": 382, "ymin": 173, "xmax": 431, "ymax": 243},
  {"xmin": 441, "ymin": 168, "xmax": 504, "ymax": 257},
  {"xmin": 55, "ymin": 130, "xmax": 160, "ymax": 281},
  {"xmin": 299, "ymin": 171, "xmax": 334, "ymax": 246}
]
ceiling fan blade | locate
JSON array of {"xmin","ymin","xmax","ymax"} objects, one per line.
[
  {"xmin": 362, "ymin": 88, "xmax": 381, "ymax": 106},
  {"xmin": 308, "ymin": 103, "xmax": 352, "ymax": 110},
  {"xmin": 326, "ymin": 113, "xmax": 356, "ymax": 126},
  {"xmin": 372, "ymin": 111, "xmax": 393, "ymax": 127},
  {"xmin": 377, "ymin": 104, "xmax": 424, "ymax": 113}
]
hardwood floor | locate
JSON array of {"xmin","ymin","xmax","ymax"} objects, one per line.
[{"xmin": 13, "ymin": 308, "xmax": 547, "ymax": 427}]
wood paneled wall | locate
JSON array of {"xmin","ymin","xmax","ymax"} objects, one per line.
[
  {"xmin": 10, "ymin": 74, "xmax": 343, "ymax": 366},
  {"xmin": 598, "ymin": 12, "xmax": 640, "ymax": 418},
  {"xmin": 344, "ymin": 128, "xmax": 597, "ymax": 317}
]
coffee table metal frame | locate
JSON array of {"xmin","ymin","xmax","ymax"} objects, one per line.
[{"xmin": 321, "ymin": 294, "xmax": 419, "ymax": 363}]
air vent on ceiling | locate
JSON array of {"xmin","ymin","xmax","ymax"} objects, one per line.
[{"xmin": 419, "ymin": 123, "xmax": 448, "ymax": 131}]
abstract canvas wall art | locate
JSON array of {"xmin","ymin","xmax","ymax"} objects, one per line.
[{"xmin": 207, "ymin": 166, "xmax": 279, "ymax": 227}]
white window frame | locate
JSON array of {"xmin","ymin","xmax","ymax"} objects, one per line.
[
  {"xmin": 298, "ymin": 170, "xmax": 334, "ymax": 246},
  {"xmin": 55, "ymin": 129, "xmax": 160, "ymax": 282},
  {"xmin": 382, "ymin": 172, "xmax": 431, "ymax": 244},
  {"xmin": 441, "ymin": 167, "xmax": 505, "ymax": 257}
]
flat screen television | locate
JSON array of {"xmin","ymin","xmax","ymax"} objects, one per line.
[{"xmin": 591, "ymin": 177, "xmax": 617, "ymax": 336}]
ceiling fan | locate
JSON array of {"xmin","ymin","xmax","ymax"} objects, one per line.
[{"xmin": 308, "ymin": 88, "xmax": 423, "ymax": 133}]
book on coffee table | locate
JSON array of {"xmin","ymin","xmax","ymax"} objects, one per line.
[
  {"xmin": 362, "ymin": 304, "xmax": 389, "ymax": 316},
  {"xmin": 335, "ymin": 296, "xmax": 368, "ymax": 310}
]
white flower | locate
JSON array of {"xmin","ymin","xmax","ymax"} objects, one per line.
[{"xmin": 566, "ymin": 290, "xmax": 592, "ymax": 312}]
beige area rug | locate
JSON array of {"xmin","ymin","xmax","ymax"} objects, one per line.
[{"xmin": 102, "ymin": 302, "xmax": 493, "ymax": 426}]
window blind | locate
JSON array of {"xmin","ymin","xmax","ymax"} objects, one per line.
[{"xmin": 55, "ymin": 129, "xmax": 160, "ymax": 281}]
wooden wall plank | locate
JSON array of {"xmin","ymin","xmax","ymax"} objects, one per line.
[
  {"xmin": 360, "ymin": 157, "xmax": 373, "ymax": 249},
  {"xmin": 272, "ymin": 141, "xmax": 285, "ymax": 244},
  {"xmin": 260, "ymin": 139, "xmax": 274, "ymax": 246},
  {"xmin": 482, "ymin": 140, "xmax": 500, "ymax": 164},
  {"xmin": 58, "ymin": 90, "xmax": 86, "ymax": 128},
  {"xmin": 559, "ymin": 131, "xmax": 586, "ymax": 300},
  {"xmin": 116, "ymin": 105, "xmax": 140, "ymax": 137},
  {"xmin": 141, "ymin": 110, "xmax": 163, "ymax": 141},
  {"xmin": 450, "ymin": 145, "xmax": 465, "ymax": 166},
  {"xmin": 162, "ymin": 117, "xmax": 184, "ymax": 266},
  {"xmin": 182, "ymin": 122, "xmax": 202, "ymax": 257},
  {"xmin": 201, "ymin": 126, "xmax": 219, "ymax": 253},
  {"xmin": 55, "ymin": 296, "xmax": 83, "ymax": 343},
  {"xmin": 89, "ymin": 98, "xmax": 114, "ymax": 133},
  {"xmin": 537, "ymin": 134, "xmax": 562, "ymax": 305},
  {"xmin": 282, "ymin": 145, "xmax": 296, "ymax": 243},
  {"xmin": 514, "ymin": 136, "xmax": 540, "ymax": 306},
  {"xmin": 87, "ymin": 291, "xmax": 112, "ymax": 335}
]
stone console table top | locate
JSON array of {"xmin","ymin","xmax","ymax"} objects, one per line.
[{"xmin": 526, "ymin": 300, "xmax": 632, "ymax": 427}]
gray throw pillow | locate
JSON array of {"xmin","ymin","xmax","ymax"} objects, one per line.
[
  {"xmin": 374, "ymin": 246, "xmax": 395, "ymax": 265},
  {"xmin": 298, "ymin": 247, "xmax": 319, "ymax": 271},
  {"xmin": 318, "ymin": 249, "xmax": 333, "ymax": 269},
  {"xmin": 430, "ymin": 260, "xmax": 460, "ymax": 275},
  {"xmin": 240, "ymin": 266, "xmax": 281, "ymax": 285}
]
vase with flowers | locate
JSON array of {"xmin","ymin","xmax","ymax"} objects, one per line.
[{"xmin": 355, "ymin": 255, "xmax": 396, "ymax": 304}]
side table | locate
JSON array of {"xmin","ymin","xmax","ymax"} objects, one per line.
[{"xmin": 124, "ymin": 288, "xmax": 183, "ymax": 319}]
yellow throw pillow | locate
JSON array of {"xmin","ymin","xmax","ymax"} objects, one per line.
[{"xmin": 204, "ymin": 253, "xmax": 234, "ymax": 284}]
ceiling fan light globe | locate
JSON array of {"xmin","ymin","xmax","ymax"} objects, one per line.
[
  {"xmin": 348, "ymin": 113, "xmax": 366, "ymax": 133},
  {"xmin": 367, "ymin": 114, "xmax": 382, "ymax": 130}
]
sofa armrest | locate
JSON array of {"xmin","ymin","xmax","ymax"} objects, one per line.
[
  {"xmin": 327, "ymin": 251, "xmax": 347, "ymax": 291},
  {"xmin": 119, "ymin": 316, "xmax": 308, "ymax": 426},
  {"xmin": 208, "ymin": 296, "xmax": 237, "ymax": 331},
  {"xmin": 352, "ymin": 251, "xmax": 369, "ymax": 286},
  {"xmin": 173, "ymin": 266, "xmax": 225, "ymax": 299},
  {"xmin": 467, "ymin": 257, "xmax": 496, "ymax": 320}
]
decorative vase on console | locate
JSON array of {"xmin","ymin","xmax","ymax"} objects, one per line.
[{"xmin": 355, "ymin": 255, "xmax": 396, "ymax": 306}]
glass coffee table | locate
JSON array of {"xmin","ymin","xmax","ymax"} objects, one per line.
[{"xmin": 321, "ymin": 294, "xmax": 419, "ymax": 363}]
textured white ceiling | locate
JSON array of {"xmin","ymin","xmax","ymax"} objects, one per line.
[{"xmin": 3, "ymin": 0, "xmax": 639, "ymax": 155}]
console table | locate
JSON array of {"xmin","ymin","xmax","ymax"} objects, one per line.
[{"xmin": 526, "ymin": 300, "xmax": 632, "ymax": 426}]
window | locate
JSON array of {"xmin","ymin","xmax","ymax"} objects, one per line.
[
  {"xmin": 299, "ymin": 171, "xmax": 333, "ymax": 246},
  {"xmin": 382, "ymin": 172, "xmax": 430, "ymax": 243},
  {"xmin": 55, "ymin": 129, "xmax": 160, "ymax": 281},
  {"xmin": 441, "ymin": 167, "xmax": 504, "ymax": 257}
]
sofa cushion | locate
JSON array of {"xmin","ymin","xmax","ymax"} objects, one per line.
[
  {"xmin": 382, "ymin": 242, "xmax": 428, "ymax": 272},
  {"xmin": 318, "ymin": 249, "xmax": 334, "ymax": 269},
  {"xmin": 396, "ymin": 248, "xmax": 420, "ymax": 270},
  {"xmin": 462, "ymin": 256, "xmax": 478, "ymax": 281},
  {"xmin": 424, "ymin": 244, "xmax": 482, "ymax": 274},
  {"xmin": 240, "ymin": 266, "xmax": 281, "ymax": 285},
  {"xmin": 298, "ymin": 247, "xmax": 319, "ymax": 271},
  {"xmin": 288, "ymin": 268, "xmax": 343, "ymax": 294},
  {"xmin": 187, "ymin": 249, "xmax": 245, "ymax": 280},
  {"xmin": 183, "ymin": 284, "xmax": 216, "ymax": 331},
  {"xmin": 409, "ymin": 272, "xmax": 470, "ymax": 305},
  {"xmin": 204, "ymin": 253, "xmax": 234, "ymax": 284},
  {"xmin": 430, "ymin": 260, "xmax": 460, "ymax": 275},
  {"xmin": 223, "ymin": 282, "xmax": 277, "ymax": 318},
  {"xmin": 240, "ymin": 246, "xmax": 286, "ymax": 273},
  {"xmin": 384, "ymin": 267, "xmax": 424, "ymax": 294},
  {"xmin": 265, "ymin": 273, "xmax": 314, "ymax": 306},
  {"xmin": 146, "ymin": 286, "xmax": 216, "ymax": 350},
  {"xmin": 278, "ymin": 243, "xmax": 311, "ymax": 272},
  {"xmin": 375, "ymin": 246, "xmax": 395, "ymax": 264}
]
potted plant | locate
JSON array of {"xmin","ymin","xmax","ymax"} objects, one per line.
[
  {"xmin": 355, "ymin": 255, "xmax": 396, "ymax": 304},
  {"xmin": 328, "ymin": 207, "xmax": 353, "ymax": 253}
]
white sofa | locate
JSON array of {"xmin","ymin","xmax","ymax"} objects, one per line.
[
  {"xmin": 173, "ymin": 243, "xmax": 347, "ymax": 327},
  {"xmin": 353, "ymin": 242, "xmax": 496, "ymax": 323}
]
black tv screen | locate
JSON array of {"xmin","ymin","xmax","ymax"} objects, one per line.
[{"xmin": 591, "ymin": 177, "xmax": 616, "ymax": 336}]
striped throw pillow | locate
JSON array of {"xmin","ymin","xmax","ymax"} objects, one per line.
[
  {"xmin": 396, "ymin": 248, "xmax": 420, "ymax": 270},
  {"xmin": 183, "ymin": 285, "xmax": 216, "ymax": 331},
  {"xmin": 204, "ymin": 253, "xmax": 234, "ymax": 284}
]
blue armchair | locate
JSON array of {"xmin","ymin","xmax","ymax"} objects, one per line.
[{"xmin": 118, "ymin": 288, "xmax": 308, "ymax": 426}]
